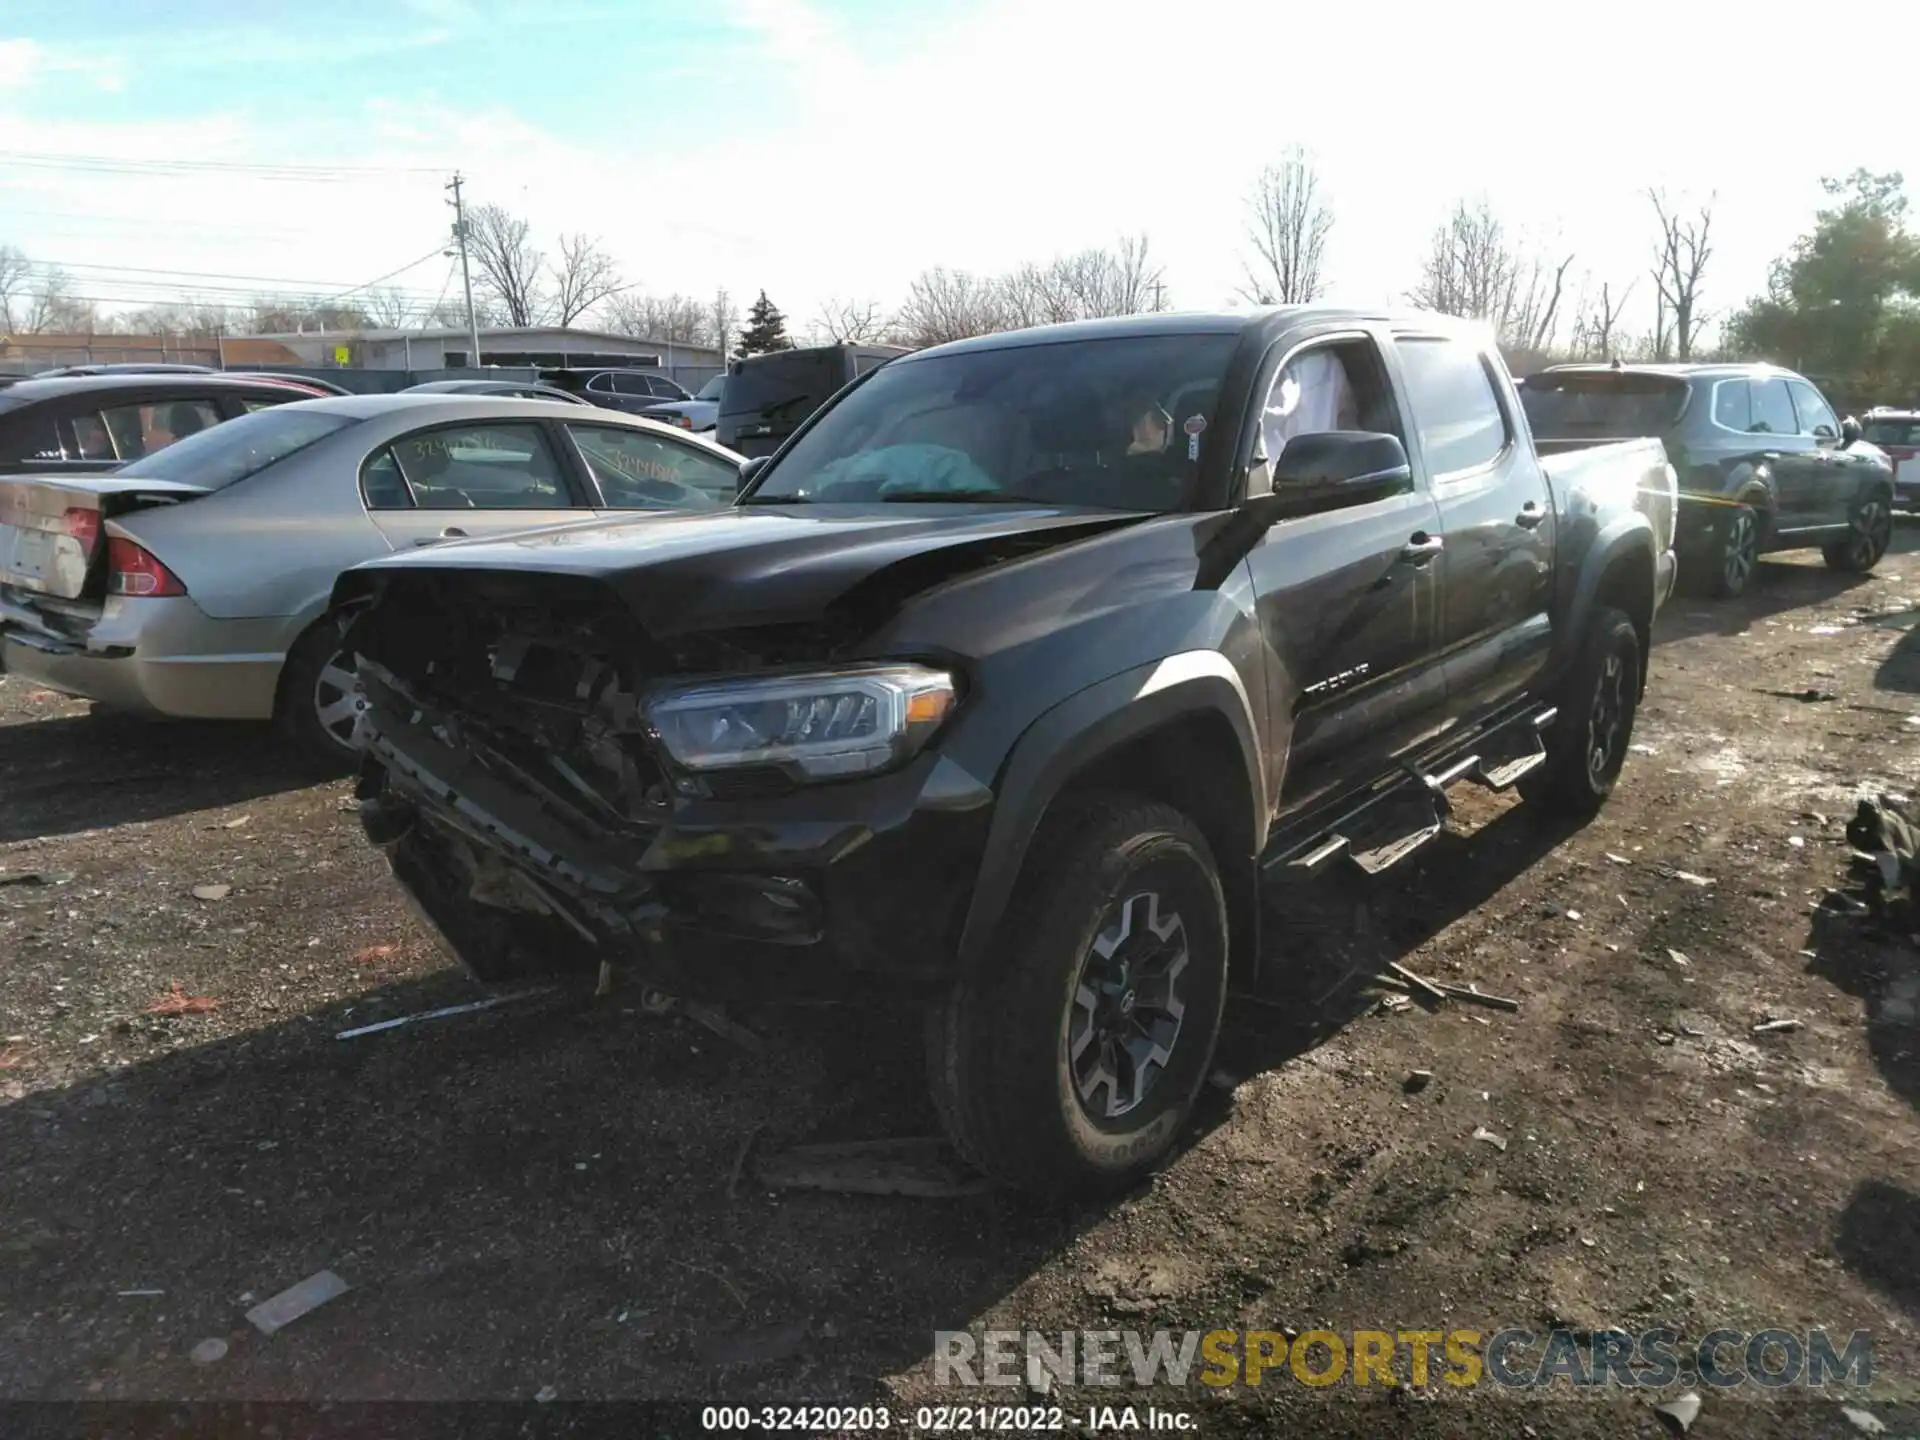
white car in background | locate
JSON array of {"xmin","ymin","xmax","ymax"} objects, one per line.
[{"xmin": 1866, "ymin": 408, "xmax": 1920, "ymax": 509}]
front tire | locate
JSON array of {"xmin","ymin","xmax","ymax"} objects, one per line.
[
  {"xmin": 1824, "ymin": 491, "xmax": 1893, "ymax": 573},
  {"xmin": 925, "ymin": 793, "xmax": 1228, "ymax": 1202},
  {"xmin": 1523, "ymin": 606, "xmax": 1642, "ymax": 820}
]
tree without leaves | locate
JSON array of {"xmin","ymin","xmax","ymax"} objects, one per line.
[
  {"xmin": 1567, "ymin": 277, "xmax": 1635, "ymax": 360},
  {"xmin": 362, "ymin": 287, "xmax": 415, "ymax": 328},
  {"xmin": 464, "ymin": 203, "xmax": 546, "ymax": 328},
  {"xmin": 736, "ymin": 290, "xmax": 792, "ymax": 355},
  {"xmin": 1239, "ymin": 148, "xmax": 1333, "ymax": 305},
  {"xmin": 1407, "ymin": 197, "xmax": 1572, "ymax": 354},
  {"xmin": 604, "ymin": 291, "xmax": 712, "ymax": 348},
  {"xmin": 549, "ymin": 234, "xmax": 625, "ymax": 327},
  {"xmin": 1649, "ymin": 189, "xmax": 1714, "ymax": 360},
  {"xmin": 0, "ymin": 245, "xmax": 31, "ymax": 333},
  {"xmin": 813, "ymin": 296, "xmax": 888, "ymax": 344},
  {"xmin": 713, "ymin": 288, "xmax": 738, "ymax": 359},
  {"xmin": 893, "ymin": 266, "xmax": 1009, "ymax": 347}
]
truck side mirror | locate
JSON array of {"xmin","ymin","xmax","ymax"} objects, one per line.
[
  {"xmin": 1841, "ymin": 415, "xmax": 1864, "ymax": 447},
  {"xmin": 1262, "ymin": 431, "xmax": 1413, "ymax": 520},
  {"xmin": 737, "ymin": 455, "xmax": 768, "ymax": 493}
]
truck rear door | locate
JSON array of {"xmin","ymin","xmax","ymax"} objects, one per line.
[{"xmin": 1389, "ymin": 332, "xmax": 1554, "ymax": 721}]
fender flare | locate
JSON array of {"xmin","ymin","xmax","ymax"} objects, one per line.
[
  {"xmin": 955, "ymin": 651, "xmax": 1265, "ymax": 972},
  {"xmin": 1555, "ymin": 515, "xmax": 1657, "ymax": 684}
]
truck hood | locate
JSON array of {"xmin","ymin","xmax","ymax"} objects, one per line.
[{"xmin": 340, "ymin": 502, "xmax": 1152, "ymax": 638}]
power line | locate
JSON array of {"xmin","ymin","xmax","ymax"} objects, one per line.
[
  {"xmin": 0, "ymin": 150, "xmax": 445, "ymax": 180},
  {"xmin": 15, "ymin": 255, "xmax": 449, "ymax": 296}
]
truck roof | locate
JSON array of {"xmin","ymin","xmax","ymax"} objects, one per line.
[{"xmin": 911, "ymin": 307, "xmax": 1495, "ymax": 361}]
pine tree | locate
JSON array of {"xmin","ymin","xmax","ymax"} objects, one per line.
[{"xmin": 737, "ymin": 289, "xmax": 792, "ymax": 355}]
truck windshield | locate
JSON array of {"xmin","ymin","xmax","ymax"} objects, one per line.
[
  {"xmin": 1521, "ymin": 373, "xmax": 1690, "ymax": 436},
  {"xmin": 743, "ymin": 334, "xmax": 1237, "ymax": 512},
  {"xmin": 116, "ymin": 407, "xmax": 356, "ymax": 490}
]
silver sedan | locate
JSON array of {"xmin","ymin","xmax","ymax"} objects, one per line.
[{"xmin": 0, "ymin": 394, "xmax": 747, "ymax": 767}]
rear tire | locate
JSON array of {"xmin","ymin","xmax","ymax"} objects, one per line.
[
  {"xmin": 1824, "ymin": 490, "xmax": 1893, "ymax": 573},
  {"xmin": 925, "ymin": 793, "xmax": 1228, "ymax": 1201},
  {"xmin": 275, "ymin": 613, "xmax": 361, "ymax": 776},
  {"xmin": 1522, "ymin": 606, "xmax": 1641, "ymax": 821},
  {"xmin": 1706, "ymin": 502, "xmax": 1762, "ymax": 598}
]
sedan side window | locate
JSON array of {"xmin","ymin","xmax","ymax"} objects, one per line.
[
  {"xmin": 1748, "ymin": 378, "xmax": 1798, "ymax": 436},
  {"xmin": 612, "ymin": 372, "xmax": 657, "ymax": 396},
  {"xmin": 1393, "ymin": 337, "xmax": 1509, "ymax": 476},
  {"xmin": 1787, "ymin": 379, "xmax": 1840, "ymax": 439},
  {"xmin": 360, "ymin": 449, "xmax": 414, "ymax": 510},
  {"xmin": 391, "ymin": 423, "xmax": 573, "ymax": 509},
  {"xmin": 567, "ymin": 424, "xmax": 735, "ymax": 509},
  {"xmin": 68, "ymin": 413, "xmax": 116, "ymax": 461}
]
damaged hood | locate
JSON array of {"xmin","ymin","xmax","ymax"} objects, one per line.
[{"xmin": 342, "ymin": 502, "xmax": 1149, "ymax": 637}]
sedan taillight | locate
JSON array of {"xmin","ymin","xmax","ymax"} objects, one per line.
[{"xmin": 106, "ymin": 537, "xmax": 187, "ymax": 597}]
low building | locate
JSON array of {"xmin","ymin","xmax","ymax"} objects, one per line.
[
  {"xmin": 0, "ymin": 332, "xmax": 306, "ymax": 372},
  {"xmin": 238, "ymin": 325, "xmax": 723, "ymax": 387}
]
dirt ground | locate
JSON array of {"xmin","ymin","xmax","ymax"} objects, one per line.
[{"xmin": 7, "ymin": 534, "xmax": 1920, "ymax": 1437}]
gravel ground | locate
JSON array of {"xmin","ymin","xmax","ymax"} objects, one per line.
[{"xmin": 5, "ymin": 537, "xmax": 1920, "ymax": 1436}]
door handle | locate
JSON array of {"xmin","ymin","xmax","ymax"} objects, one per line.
[
  {"xmin": 1400, "ymin": 533, "xmax": 1444, "ymax": 563},
  {"xmin": 412, "ymin": 527, "xmax": 469, "ymax": 547},
  {"xmin": 1516, "ymin": 503, "xmax": 1545, "ymax": 529}
]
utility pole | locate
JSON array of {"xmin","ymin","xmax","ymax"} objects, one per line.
[
  {"xmin": 1150, "ymin": 279, "xmax": 1166, "ymax": 313},
  {"xmin": 445, "ymin": 172, "xmax": 483, "ymax": 368}
]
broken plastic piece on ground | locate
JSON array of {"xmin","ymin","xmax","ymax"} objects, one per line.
[
  {"xmin": 334, "ymin": 987, "xmax": 551, "ymax": 1040},
  {"xmin": 1843, "ymin": 1406, "xmax": 1888, "ymax": 1435},
  {"xmin": 1653, "ymin": 1391, "xmax": 1701, "ymax": 1434},
  {"xmin": 0, "ymin": 870, "xmax": 76, "ymax": 887},
  {"xmin": 189, "ymin": 1337, "xmax": 228, "ymax": 1365},
  {"xmin": 246, "ymin": 1269, "xmax": 350, "ymax": 1335},
  {"xmin": 191, "ymin": 884, "xmax": 230, "ymax": 902},
  {"xmin": 352, "ymin": 943, "xmax": 399, "ymax": 966},
  {"xmin": 1659, "ymin": 868, "xmax": 1714, "ymax": 887},
  {"xmin": 634, "ymin": 987, "xmax": 763, "ymax": 1050},
  {"xmin": 752, "ymin": 1137, "xmax": 994, "ymax": 1198},
  {"xmin": 1752, "ymin": 1018, "xmax": 1804, "ymax": 1035},
  {"xmin": 1471, "ymin": 1126, "xmax": 1507, "ymax": 1152},
  {"xmin": 1404, "ymin": 1070, "xmax": 1433, "ymax": 1093},
  {"xmin": 1378, "ymin": 992, "xmax": 1414, "ymax": 1014},
  {"xmin": 144, "ymin": 981, "xmax": 218, "ymax": 1016}
]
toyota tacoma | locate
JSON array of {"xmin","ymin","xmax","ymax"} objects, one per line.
[{"xmin": 333, "ymin": 309, "xmax": 1678, "ymax": 1200}]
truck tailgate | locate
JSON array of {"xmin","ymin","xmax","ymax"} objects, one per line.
[
  {"xmin": 1538, "ymin": 437, "xmax": 1677, "ymax": 556},
  {"xmin": 0, "ymin": 474, "xmax": 207, "ymax": 600}
]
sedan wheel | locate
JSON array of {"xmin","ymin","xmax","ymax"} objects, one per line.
[{"xmin": 312, "ymin": 650, "xmax": 366, "ymax": 751}]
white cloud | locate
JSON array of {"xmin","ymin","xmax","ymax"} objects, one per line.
[{"xmin": 0, "ymin": 38, "xmax": 41, "ymax": 89}]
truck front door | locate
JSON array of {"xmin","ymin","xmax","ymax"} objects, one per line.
[
  {"xmin": 1241, "ymin": 332, "xmax": 1448, "ymax": 806},
  {"xmin": 1390, "ymin": 333, "xmax": 1554, "ymax": 722}
]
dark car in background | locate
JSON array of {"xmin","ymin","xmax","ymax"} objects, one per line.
[
  {"xmin": 0, "ymin": 374, "xmax": 315, "ymax": 475},
  {"xmin": 716, "ymin": 343, "xmax": 908, "ymax": 458},
  {"xmin": 544, "ymin": 368, "xmax": 694, "ymax": 415},
  {"xmin": 636, "ymin": 373, "xmax": 725, "ymax": 433},
  {"xmin": 1865, "ymin": 408, "xmax": 1920, "ymax": 508},
  {"xmin": 34, "ymin": 362, "xmax": 217, "ymax": 378},
  {"xmin": 1522, "ymin": 362, "xmax": 1893, "ymax": 598}
]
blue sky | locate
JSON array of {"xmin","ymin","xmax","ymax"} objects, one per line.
[{"xmin": 2, "ymin": 0, "xmax": 1916, "ymax": 343}]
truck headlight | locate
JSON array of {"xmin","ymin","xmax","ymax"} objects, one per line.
[{"xmin": 644, "ymin": 664, "xmax": 957, "ymax": 780}]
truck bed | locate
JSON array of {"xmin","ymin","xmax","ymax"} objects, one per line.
[{"xmin": 1537, "ymin": 435, "xmax": 1676, "ymax": 561}]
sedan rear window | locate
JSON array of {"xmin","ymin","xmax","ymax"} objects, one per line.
[
  {"xmin": 1866, "ymin": 418, "xmax": 1920, "ymax": 447},
  {"xmin": 116, "ymin": 407, "xmax": 356, "ymax": 490},
  {"xmin": 1520, "ymin": 373, "xmax": 1690, "ymax": 437}
]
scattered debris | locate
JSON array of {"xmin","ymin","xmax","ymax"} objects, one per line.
[
  {"xmin": 1653, "ymin": 1390, "xmax": 1702, "ymax": 1434},
  {"xmin": 1820, "ymin": 890, "xmax": 1872, "ymax": 917},
  {"xmin": 1566, "ymin": 909, "xmax": 1582, "ymax": 921},
  {"xmin": 1788, "ymin": 835, "xmax": 1807, "ymax": 848},
  {"xmin": 0, "ymin": 870, "xmax": 76, "ymax": 887},
  {"xmin": 1377, "ymin": 992, "xmax": 1414, "ymax": 1015},
  {"xmin": 188, "ymin": 1338, "xmax": 229, "ymax": 1366},
  {"xmin": 1655, "ymin": 1031, "xmax": 1676, "ymax": 1046},
  {"xmin": 1758, "ymin": 687, "xmax": 1838, "ymax": 703},
  {"xmin": 1385, "ymin": 961, "xmax": 1448, "ymax": 1007},
  {"xmin": 1605, "ymin": 853, "xmax": 1633, "ymax": 866},
  {"xmin": 144, "ymin": 981, "xmax": 219, "ymax": 1017},
  {"xmin": 335, "ymin": 988, "xmax": 550, "ymax": 1041},
  {"xmin": 191, "ymin": 884, "xmax": 231, "ymax": 902},
  {"xmin": 0, "ymin": 1047, "xmax": 29, "ymax": 1070},
  {"xmin": 1404, "ymin": 1070, "xmax": 1433, "ymax": 1094},
  {"xmin": 1630, "ymin": 743, "xmax": 1658, "ymax": 755},
  {"xmin": 1753, "ymin": 1018, "xmax": 1804, "ymax": 1035},
  {"xmin": 217, "ymin": 815, "xmax": 251, "ymax": 829},
  {"xmin": 1666, "ymin": 949, "xmax": 1691, "ymax": 967},
  {"xmin": 752, "ymin": 1137, "xmax": 993, "ymax": 1198},
  {"xmin": 1432, "ymin": 981, "xmax": 1521, "ymax": 1013},
  {"xmin": 637, "ymin": 989, "xmax": 765, "ymax": 1051},
  {"xmin": 1471, "ymin": 1126, "xmax": 1507, "ymax": 1152},
  {"xmin": 1661, "ymin": 868, "xmax": 1714, "ymax": 887},
  {"xmin": 595, "ymin": 958, "xmax": 615, "ymax": 998},
  {"xmin": 1843, "ymin": 1406, "xmax": 1888, "ymax": 1435},
  {"xmin": 1209, "ymin": 1069, "xmax": 1239, "ymax": 1093},
  {"xmin": 1807, "ymin": 625, "xmax": 1844, "ymax": 636},
  {"xmin": 116, "ymin": 1288, "xmax": 163, "ymax": 1297},
  {"xmin": 351, "ymin": 943, "xmax": 399, "ymax": 966},
  {"xmin": 534, "ymin": 1385, "xmax": 558, "ymax": 1404},
  {"xmin": 245, "ymin": 1269, "xmax": 350, "ymax": 1336}
]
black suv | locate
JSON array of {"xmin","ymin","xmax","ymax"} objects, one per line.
[
  {"xmin": 1522, "ymin": 362, "xmax": 1894, "ymax": 598},
  {"xmin": 716, "ymin": 344, "xmax": 908, "ymax": 458}
]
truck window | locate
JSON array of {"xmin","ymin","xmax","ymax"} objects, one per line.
[
  {"xmin": 1258, "ymin": 337, "xmax": 1405, "ymax": 486},
  {"xmin": 1394, "ymin": 337, "xmax": 1508, "ymax": 475},
  {"xmin": 1786, "ymin": 379, "xmax": 1839, "ymax": 438},
  {"xmin": 1520, "ymin": 372, "xmax": 1691, "ymax": 437}
]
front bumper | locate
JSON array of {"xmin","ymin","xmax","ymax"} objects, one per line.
[
  {"xmin": 355, "ymin": 669, "xmax": 997, "ymax": 1005},
  {"xmin": 0, "ymin": 593, "xmax": 287, "ymax": 719}
]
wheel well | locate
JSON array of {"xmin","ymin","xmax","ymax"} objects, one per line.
[
  {"xmin": 1593, "ymin": 548, "xmax": 1655, "ymax": 697},
  {"xmin": 270, "ymin": 610, "xmax": 340, "ymax": 721},
  {"xmin": 1053, "ymin": 711, "xmax": 1262, "ymax": 993}
]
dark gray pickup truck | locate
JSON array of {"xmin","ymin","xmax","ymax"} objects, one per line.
[{"xmin": 333, "ymin": 308, "xmax": 1677, "ymax": 1200}]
